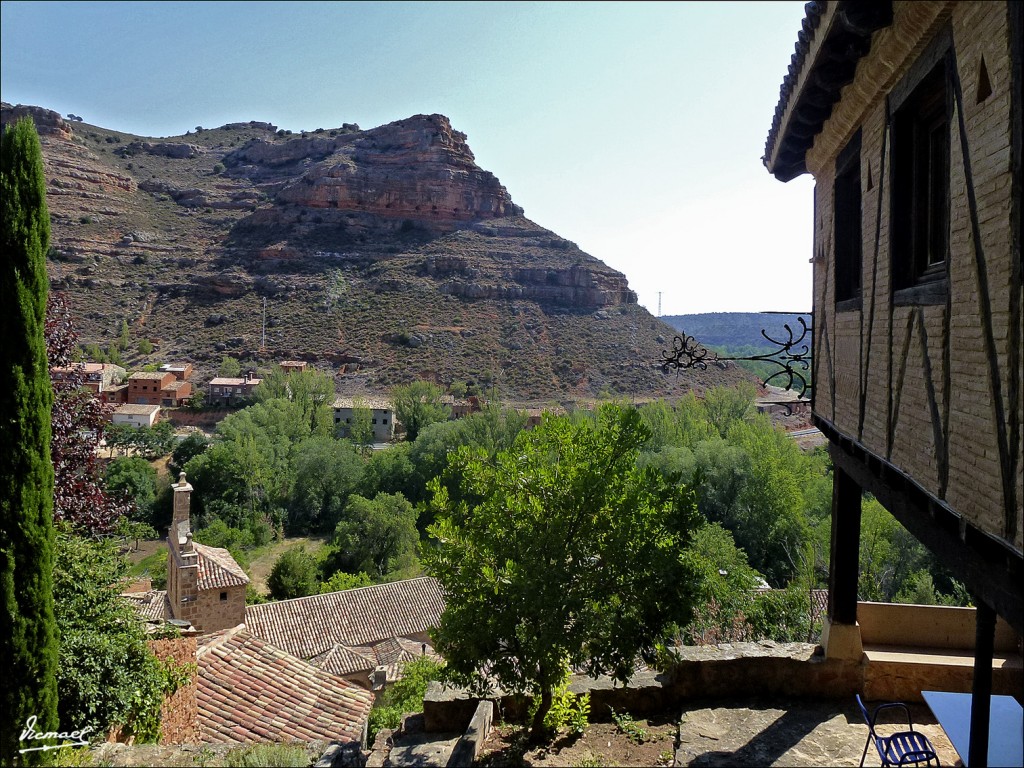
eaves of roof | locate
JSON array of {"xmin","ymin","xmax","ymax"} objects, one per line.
[{"xmin": 763, "ymin": 1, "xmax": 893, "ymax": 181}]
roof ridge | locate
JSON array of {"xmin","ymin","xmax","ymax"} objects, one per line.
[
  {"xmin": 246, "ymin": 575, "xmax": 435, "ymax": 611},
  {"xmin": 196, "ymin": 623, "xmax": 247, "ymax": 657}
]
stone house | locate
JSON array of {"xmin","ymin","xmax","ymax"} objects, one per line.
[
  {"xmin": 279, "ymin": 360, "xmax": 307, "ymax": 374},
  {"xmin": 166, "ymin": 473, "xmax": 249, "ymax": 633},
  {"xmin": 111, "ymin": 403, "xmax": 161, "ymax": 429},
  {"xmin": 333, "ymin": 396, "xmax": 395, "ymax": 443},
  {"xmin": 159, "ymin": 362, "xmax": 194, "ymax": 381},
  {"xmin": 50, "ymin": 361, "xmax": 127, "ymax": 403},
  {"xmin": 207, "ymin": 372, "xmax": 262, "ymax": 406},
  {"xmin": 763, "ymin": 1, "xmax": 1021, "ymax": 762}
]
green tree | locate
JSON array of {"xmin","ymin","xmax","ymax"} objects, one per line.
[
  {"xmin": 319, "ymin": 570, "xmax": 372, "ymax": 594},
  {"xmin": 327, "ymin": 493, "xmax": 419, "ymax": 579},
  {"xmin": 170, "ymin": 431, "xmax": 210, "ymax": 475},
  {"xmin": 219, "ymin": 356, "xmax": 242, "ymax": 378},
  {"xmin": 348, "ymin": 397, "xmax": 375, "ymax": 449},
  {"xmin": 118, "ymin": 319, "xmax": 130, "ymax": 351},
  {"xmin": 392, "ymin": 380, "xmax": 450, "ymax": 442},
  {"xmin": 423, "ymin": 404, "xmax": 704, "ymax": 741},
  {"xmin": 267, "ymin": 547, "xmax": 320, "ymax": 600},
  {"xmin": 288, "ymin": 436, "xmax": 363, "ymax": 533},
  {"xmin": 0, "ymin": 116, "xmax": 60, "ymax": 764},
  {"xmin": 105, "ymin": 456, "xmax": 158, "ymax": 523},
  {"xmin": 53, "ymin": 530, "xmax": 169, "ymax": 742},
  {"xmin": 255, "ymin": 367, "xmax": 335, "ymax": 434}
]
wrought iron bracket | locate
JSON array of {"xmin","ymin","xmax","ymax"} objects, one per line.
[{"xmin": 661, "ymin": 316, "xmax": 813, "ymax": 398}]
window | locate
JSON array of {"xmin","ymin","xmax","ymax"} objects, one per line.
[
  {"xmin": 219, "ymin": 591, "xmax": 227, "ymax": 602},
  {"xmin": 891, "ymin": 32, "xmax": 950, "ymax": 303},
  {"xmin": 834, "ymin": 131, "xmax": 862, "ymax": 308}
]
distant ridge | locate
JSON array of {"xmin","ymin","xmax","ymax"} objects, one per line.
[{"xmin": 661, "ymin": 312, "xmax": 812, "ymax": 351}]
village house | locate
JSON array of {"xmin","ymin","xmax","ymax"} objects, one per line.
[
  {"xmin": 159, "ymin": 362, "xmax": 194, "ymax": 381},
  {"xmin": 279, "ymin": 360, "xmax": 307, "ymax": 374},
  {"xmin": 50, "ymin": 361, "xmax": 127, "ymax": 403},
  {"xmin": 127, "ymin": 370, "xmax": 193, "ymax": 407},
  {"xmin": 763, "ymin": 1, "xmax": 1022, "ymax": 763},
  {"xmin": 207, "ymin": 371, "xmax": 262, "ymax": 406},
  {"xmin": 111, "ymin": 402, "xmax": 161, "ymax": 429},
  {"xmin": 333, "ymin": 396, "xmax": 395, "ymax": 443}
]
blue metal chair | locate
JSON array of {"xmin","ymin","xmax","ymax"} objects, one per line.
[{"xmin": 856, "ymin": 694, "xmax": 941, "ymax": 767}]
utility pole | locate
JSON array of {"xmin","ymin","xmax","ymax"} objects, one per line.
[
  {"xmin": 657, "ymin": 292, "xmax": 662, "ymax": 317},
  {"xmin": 261, "ymin": 296, "xmax": 267, "ymax": 351}
]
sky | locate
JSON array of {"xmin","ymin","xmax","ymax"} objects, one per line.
[{"xmin": 1, "ymin": 0, "xmax": 816, "ymax": 317}]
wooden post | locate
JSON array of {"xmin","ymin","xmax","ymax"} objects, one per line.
[
  {"xmin": 968, "ymin": 598, "xmax": 995, "ymax": 768},
  {"xmin": 829, "ymin": 465, "xmax": 862, "ymax": 626}
]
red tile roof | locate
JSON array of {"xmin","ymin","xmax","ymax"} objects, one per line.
[
  {"xmin": 245, "ymin": 577, "xmax": 444, "ymax": 659},
  {"xmin": 194, "ymin": 543, "xmax": 249, "ymax": 590},
  {"xmin": 313, "ymin": 637, "xmax": 442, "ymax": 682},
  {"xmin": 196, "ymin": 626, "xmax": 373, "ymax": 745}
]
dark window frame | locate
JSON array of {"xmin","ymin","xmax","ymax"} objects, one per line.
[
  {"xmin": 834, "ymin": 130, "xmax": 863, "ymax": 312},
  {"xmin": 889, "ymin": 27, "xmax": 953, "ymax": 306}
]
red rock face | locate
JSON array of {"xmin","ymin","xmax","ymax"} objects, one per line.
[{"xmin": 236, "ymin": 114, "xmax": 523, "ymax": 230}]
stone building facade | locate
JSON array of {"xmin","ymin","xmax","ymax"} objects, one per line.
[
  {"xmin": 764, "ymin": 2, "xmax": 1021, "ymax": 763},
  {"xmin": 167, "ymin": 473, "xmax": 248, "ymax": 633}
]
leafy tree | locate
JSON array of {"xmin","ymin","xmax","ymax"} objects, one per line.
[
  {"xmin": 255, "ymin": 367, "xmax": 335, "ymax": 434},
  {"xmin": 327, "ymin": 493, "xmax": 419, "ymax": 579},
  {"xmin": 357, "ymin": 442, "xmax": 418, "ymax": 501},
  {"xmin": 348, "ymin": 397, "xmax": 375, "ymax": 449},
  {"xmin": 267, "ymin": 547, "xmax": 320, "ymax": 600},
  {"xmin": 392, "ymin": 380, "xmax": 450, "ymax": 441},
  {"xmin": 53, "ymin": 530, "xmax": 169, "ymax": 742},
  {"xmin": 46, "ymin": 293, "xmax": 127, "ymax": 533},
  {"xmin": 118, "ymin": 319, "xmax": 130, "ymax": 351},
  {"xmin": 424, "ymin": 404, "xmax": 704, "ymax": 741},
  {"xmin": 1, "ymin": 115, "xmax": 59, "ymax": 764},
  {"xmin": 219, "ymin": 356, "xmax": 242, "ymax": 378},
  {"xmin": 115, "ymin": 517, "xmax": 158, "ymax": 551},
  {"xmin": 105, "ymin": 456, "xmax": 158, "ymax": 522},
  {"xmin": 170, "ymin": 431, "xmax": 210, "ymax": 475},
  {"xmin": 288, "ymin": 436, "xmax": 363, "ymax": 533},
  {"xmin": 319, "ymin": 570, "xmax": 372, "ymax": 594},
  {"xmin": 367, "ymin": 656, "xmax": 443, "ymax": 743},
  {"xmin": 136, "ymin": 338, "xmax": 153, "ymax": 355}
]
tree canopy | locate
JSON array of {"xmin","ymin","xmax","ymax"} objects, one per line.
[
  {"xmin": 423, "ymin": 403, "xmax": 704, "ymax": 740},
  {"xmin": 392, "ymin": 380, "xmax": 450, "ymax": 442}
]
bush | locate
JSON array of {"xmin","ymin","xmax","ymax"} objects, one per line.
[
  {"xmin": 137, "ymin": 338, "xmax": 154, "ymax": 354},
  {"xmin": 367, "ymin": 656, "xmax": 443, "ymax": 743},
  {"xmin": 267, "ymin": 547, "xmax": 319, "ymax": 600},
  {"xmin": 225, "ymin": 743, "xmax": 313, "ymax": 767}
]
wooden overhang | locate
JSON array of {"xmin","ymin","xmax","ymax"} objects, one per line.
[{"xmin": 763, "ymin": 1, "xmax": 893, "ymax": 182}]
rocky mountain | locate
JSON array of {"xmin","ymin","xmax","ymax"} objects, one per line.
[{"xmin": 2, "ymin": 102, "xmax": 755, "ymax": 404}]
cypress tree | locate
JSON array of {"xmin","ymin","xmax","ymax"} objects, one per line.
[{"xmin": 1, "ymin": 117, "xmax": 60, "ymax": 764}]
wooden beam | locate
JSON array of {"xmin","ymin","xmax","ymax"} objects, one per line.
[
  {"xmin": 969, "ymin": 599, "xmax": 996, "ymax": 768},
  {"xmin": 828, "ymin": 463, "xmax": 862, "ymax": 626}
]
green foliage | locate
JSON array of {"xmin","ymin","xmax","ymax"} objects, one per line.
[
  {"xmin": 326, "ymin": 492, "xmax": 419, "ymax": 579},
  {"xmin": 533, "ymin": 678, "xmax": 590, "ymax": 736},
  {"xmin": 267, "ymin": 546, "xmax": 320, "ymax": 600},
  {"xmin": 224, "ymin": 743, "xmax": 313, "ymax": 767},
  {"xmin": 254, "ymin": 367, "xmax": 335, "ymax": 435},
  {"xmin": 424, "ymin": 403, "xmax": 704, "ymax": 740},
  {"xmin": 170, "ymin": 431, "xmax": 210, "ymax": 475},
  {"xmin": 219, "ymin": 356, "xmax": 242, "ymax": 378},
  {"xmin": 392, "ymin": 380, "xmax": 451, "ymax": 441},
  {"xmin": 319, "ymin": 570, "xmax": 372, "ymax": 593},
  {"xmin": 53, "ymin": 531, "xmax": 167, "ymax": 743},
  {"xmin": 367, "ymin": 656, "xmax": 443, "ymax": 743},
  {"xmin": 105, "ymin": 456, "xmax": 158, "ymax": 521},
  {"xmin": 609, "ymin": 707, "xmax": 648, "ymax": 744},
  {"xmin": 136, "ymin": 338, "xmax": 154, "ymax": 355},
  {"xmin": 347, "ymin": 398, "xmax": 375, "ymax": 448},
  {"xmin": 288, "ymin": 436, "xmax": 363, "ymax": 533},
  {"xmin": 1, "ymin": 115, "xmax": 60, "ymax": 764}
]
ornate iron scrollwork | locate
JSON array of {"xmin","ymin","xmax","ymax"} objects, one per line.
[{"xmin": 661, "ymin": 316, "xmax": 813, "ymax": 398}]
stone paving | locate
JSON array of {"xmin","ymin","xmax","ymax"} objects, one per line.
[{"xmin": 675, "ymin": 697, "xmax": 960, "ymax": 767}]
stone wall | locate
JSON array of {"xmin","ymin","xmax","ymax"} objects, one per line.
[
  {"xmin": 423, "ymin": 643, "xmax": 863, "ymax": 732},
  {"xmin": 194, "ymin": 585, "xmax": 246, "ymax": 634},
  {"xmin": 147, "ymin": 636, "xmax": 199, "ymax": 744}
]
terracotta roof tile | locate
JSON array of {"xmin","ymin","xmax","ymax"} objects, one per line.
[
  {"xmin": 194, "ymin": 543, "xmax": 249, "ymax": 590},
  {"xmin": 245, "ymin": 577, "xmax": 444, "ymax": 659},
  {"xmin": 196, "ymin": 626, "xmax": 373, "ymax": 745}
]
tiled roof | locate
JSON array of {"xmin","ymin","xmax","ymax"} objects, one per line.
[
  {"xmin": 763, "ymin": 2, "xmax": 893, "ymax": 180},
  {"xmin": 122, "ymin": 589, "xmax": 172, "ymax": 621},
  {"xmin": 196, "ymin": 626, "xmax": 373, "ymax": 744},
  {"xmin": 245, "ymin": 577, "xmax": 445, "ymax": 659},
  {"xmin": 164, "ymin": 380, "xmax": 188, "ymax": 392},
  {"xmin": 114, "ymin": 403, "xmax": 161, "ymax": 415},
  {"xmin": 312, "ymin": 637, "xmax": 442, "ymax": 683},
  {"xmin": 129, "ymin": 371, "xmax": 168, "ymax": 380},
  {"xmin": 333, "ymin": 396, "xmax": 393, "ymax": 410},
  {"xmin": 194, "ymin": 543, "xmax": 249, "ymax": 590}
]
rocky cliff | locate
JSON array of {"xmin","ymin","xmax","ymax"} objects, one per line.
[{"xmin": 1, "ymin": 102, "xmax": 754, "ymax": 402}]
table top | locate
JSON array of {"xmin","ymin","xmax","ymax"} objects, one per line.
[{"xmin": 922, "ymin": 690, "xmax": 1023, "ymax": 768}]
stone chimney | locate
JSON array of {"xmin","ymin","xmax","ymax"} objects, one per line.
[{"xmin": 171, "ymin": 471, "xmax": 193, "ymax": 550}]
